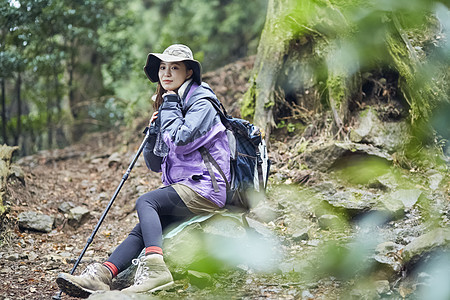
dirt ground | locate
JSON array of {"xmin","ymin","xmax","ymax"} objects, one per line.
[{"xmin": 1, "ymin": 130, "xmax": 163, "ymax": 300}]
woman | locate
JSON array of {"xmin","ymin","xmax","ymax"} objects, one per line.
[{"xmin": 56, "ymin": 44, "xmax": 231, "ymax": 298}]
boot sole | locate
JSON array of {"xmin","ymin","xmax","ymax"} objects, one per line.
[
  {"xmin": 148, "ymin": 280, "xmax": 174, "ymax": 293},
  {"xmin": 122, "ymin": 280, "xmax": 174, "ymax": 294},
  {"xmin": 56, "ymin": 274, "xmax": 96, "ymax": 299}
]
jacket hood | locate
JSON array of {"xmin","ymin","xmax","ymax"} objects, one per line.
[{"xmin": 185, "ymin": 82, "xmax": 220, "ymax": 109}]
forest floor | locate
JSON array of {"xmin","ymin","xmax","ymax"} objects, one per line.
[{"xmin": 1, "ymin": 130, "xmax": 159, "ymax": 300}]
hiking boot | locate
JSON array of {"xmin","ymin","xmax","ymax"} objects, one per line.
[
  {"xmin": 56, "ymin": 263, "xmax": 112, "ymax": 298},
  {"xmin": 122, "ymin": 255, "xmax": 174, "ymax": 294}
]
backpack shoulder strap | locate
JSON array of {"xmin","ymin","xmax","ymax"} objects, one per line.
[
  {"xmin": 198, "ymin": 97, "xmax": 232, "ymax": 193},
  {"xmin": 199, "ymin": 146, "xmax": 230, "ymax": 192},
  {"xmin": 202, "ymin": 97, "xmax": 232, "ymax": 125}
]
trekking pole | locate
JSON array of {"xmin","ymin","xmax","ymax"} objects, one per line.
[{"xmin": 53, "ymin": 127, "xmax": 150, "ymax": 300}]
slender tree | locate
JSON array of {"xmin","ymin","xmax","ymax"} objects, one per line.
[{"xmin": 1, "ymin": 78, "xmax": 6, "ymax": 144}]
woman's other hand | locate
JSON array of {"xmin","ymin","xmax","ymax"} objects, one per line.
[{"xmin": 149, "ymin": 111, "xmax": 158, "ymax": 126}]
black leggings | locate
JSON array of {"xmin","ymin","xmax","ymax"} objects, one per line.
[{"xmin": 106, "ymin": 185, "xmax": 195, "ymax": 273}]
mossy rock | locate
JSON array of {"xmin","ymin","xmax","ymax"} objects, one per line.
[{"xmin": 0, "ymin": 145, "xmax": 19, "ymax": 162}]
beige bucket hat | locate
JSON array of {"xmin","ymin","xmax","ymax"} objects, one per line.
[{"xmin": 144, "ymin": 44, "xmax": 202, "ymax": 84}]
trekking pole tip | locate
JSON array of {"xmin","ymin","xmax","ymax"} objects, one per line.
[{"xmin": 52, "ymin": 291, "xmax": 62, "ymax": 300}]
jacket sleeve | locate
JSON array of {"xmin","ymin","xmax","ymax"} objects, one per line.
[
  {"xmin": 159, "ymin": 94, "xmax": 219, "ymax": 154},
  {"xmin": 143, "ymin": 125, "xmax": 163, "ymax": 172}
]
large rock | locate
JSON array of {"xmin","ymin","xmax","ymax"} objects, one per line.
[
  {"xmin": 164, "ymin": 213, "xmax": 279, "ymax": 273},
  {"xmin": 58, "ymin": 201, "xmax": 76, "ymax": 214},
  {"xmin": 349, "ymin": 107, "xmax": 408, "ymax": 152},
  {"xmin": 318, "ymin": 214, "xmax": 343, "ymax": 230},
  {"xmin": 375, "ymin": 189, "xmax": 423, "ymax": 219},
  {"xmin": 402, "ymin": 227, "xmax": 450, "ymax": 264},
  {"xmin": 369, "ymin": 171, "xmax": 401, "ymax": 190},
  {"xmin": 371, "ymin": 241, "xmax": 403, "ymax": 279},
  {"xmin": 18, "ymin": 211, "xmax": 54, "ymax": 233},
  {"xmin": 302, "ymin": 142, "xmax": 347, "ymax": 171},
  {"xmin": 320, "ymin": 189, "xmax": 378, "ymax": 218},
  {"xmin": 187, "ymin": 270, "xmax": 214, "ymax": 288},
  {"xmin": 302, "ymin": 141, "xmax": 391, "ymax": 171},
  {"xmin": 248, "ymin": 202, "xmax": 279, "ymax": 223},
  {"xmin": 393, "ymin": 189, "xmax": 422, "ymax": 209}
]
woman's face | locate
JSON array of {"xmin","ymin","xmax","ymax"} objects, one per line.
[{"xmin": 158, "ymin": 61, "xmax": 193, "ymax": 91}]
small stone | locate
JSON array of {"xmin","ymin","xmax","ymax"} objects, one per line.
[
  {"xmin": 302, "ymin": 290, "xmax": 314, "ymax": 299},
  {"xmin": 58, "ymin": 202, "xmax": 76, "ymax": 213},
  {"xmin": 27, "ymin": 251, "xmax": 38, "ymax": 261},
  {"xmin": 68, "ymin": 206, "xmax": 90, "ymax": 227},
  {"xmin": 108, "ymin": 152, "xmax": 122, "ymax": 168},
  {"xmin": 292, "ymin": 228, "xmax": 309, "ymax": 241},
  {"xmin": 0, "ymin": 266, "xmax": 13, "ymax": 274},
  {"xmin": 318, "ymin": 214, "xmax": 342, "ymax": 230},
  {"xmin": 251, "ymin": 203, "xmax": 278, "ymax": 223},
  {"xmin": 187, "ymin": 270, "xmax": 213, "ymax": 288},
  {"xmin": 375, "ymin": 280, "xmax": 391, "ymax": 295},
  {"xmin": 428, "ymin": 173, "xmax": 444, "ymax": 191}
]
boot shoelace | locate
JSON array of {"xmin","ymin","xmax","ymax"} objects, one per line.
[
  {"xmin": 132, "ymin": 258, "xmax": 150, "ymax": 286},
  {"xmin": 80, "ymin": 264, "xmax": 99, "ymax": 278}
]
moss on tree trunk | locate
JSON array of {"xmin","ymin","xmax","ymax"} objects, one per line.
[
  {"xmin": 245, "ymin": 0, "xmax": 447, "ymax": 148},
  {"xmin": 0, "ymin": 145, "xmax": 18, "ymax": 218},
  {"xmin": 244, "ymin": 0, "xmax": 362, "ymax": 138}
]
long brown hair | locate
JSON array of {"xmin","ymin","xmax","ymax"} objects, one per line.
[
  {"xmin": 153, "ymin": 83, "xmax": 166, "ymax": 111},
  {"xmin": 151, "ymin": 61, "xmax": 193, "ymax": 111}
]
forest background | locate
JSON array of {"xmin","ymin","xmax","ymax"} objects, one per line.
[
  {"xmin": 1, "ymin": 0, "xmax": 448, "ymax": 161},
  {"xmin": 1, "ymin": 0, "xmax": 449, "ymax": 158},
  {"xmin": 1, "ymin": 0, "xmax": 267, "ymax": 155}
]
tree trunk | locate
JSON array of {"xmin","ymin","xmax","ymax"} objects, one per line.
[
  {"xmin": 54, "ymin": 65, "xmax": 67, "ymax": 148},
  {"xmin": 244, "ymin": 0, "xmax": 360, "ymax": 140},
  {"xmin": 68, "ymin": 45, "xmax": 104, "ymax": 141},
  {"xmin": 14, "ymin": 73, "xmax": 22, "ymax": 147},
  {"xmin": 1, "ymin": 79, "xmax": 7, "ymax": 145},
  {"xmin": 46, "ymin": 76, "xmax": 53, "ymax": 149},
  {"xmin": 68, "ymin": 47, "xmax": 75, "ymax": 120},
  {"xmin": 242, "ymin": 0, "xmax": 291, "ymax": 138}
]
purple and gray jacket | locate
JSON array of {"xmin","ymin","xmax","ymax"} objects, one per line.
[{"xmin": 143, "ymin": 82, "xmax": 231, "ymax": 207}]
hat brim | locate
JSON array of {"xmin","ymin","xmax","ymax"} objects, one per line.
[{"xmin": 143, "ymin": 53, "xmax": 202, "ymax": 84}]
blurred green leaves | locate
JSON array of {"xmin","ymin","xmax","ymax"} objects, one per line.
[
  {"xmin": 333, "ymin": 155, "xmax": 391, "ymax": 185},
  {"xmin": 164, "ymin": 214, "xmax": 280, "ymax": 274},
  {"xmin": 1, "ymin": 0, "xmax": 136, "ymax": 151},
  {"xmin": 135, "ymin": 0, "xmax": 267, "ymax": 71}
]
